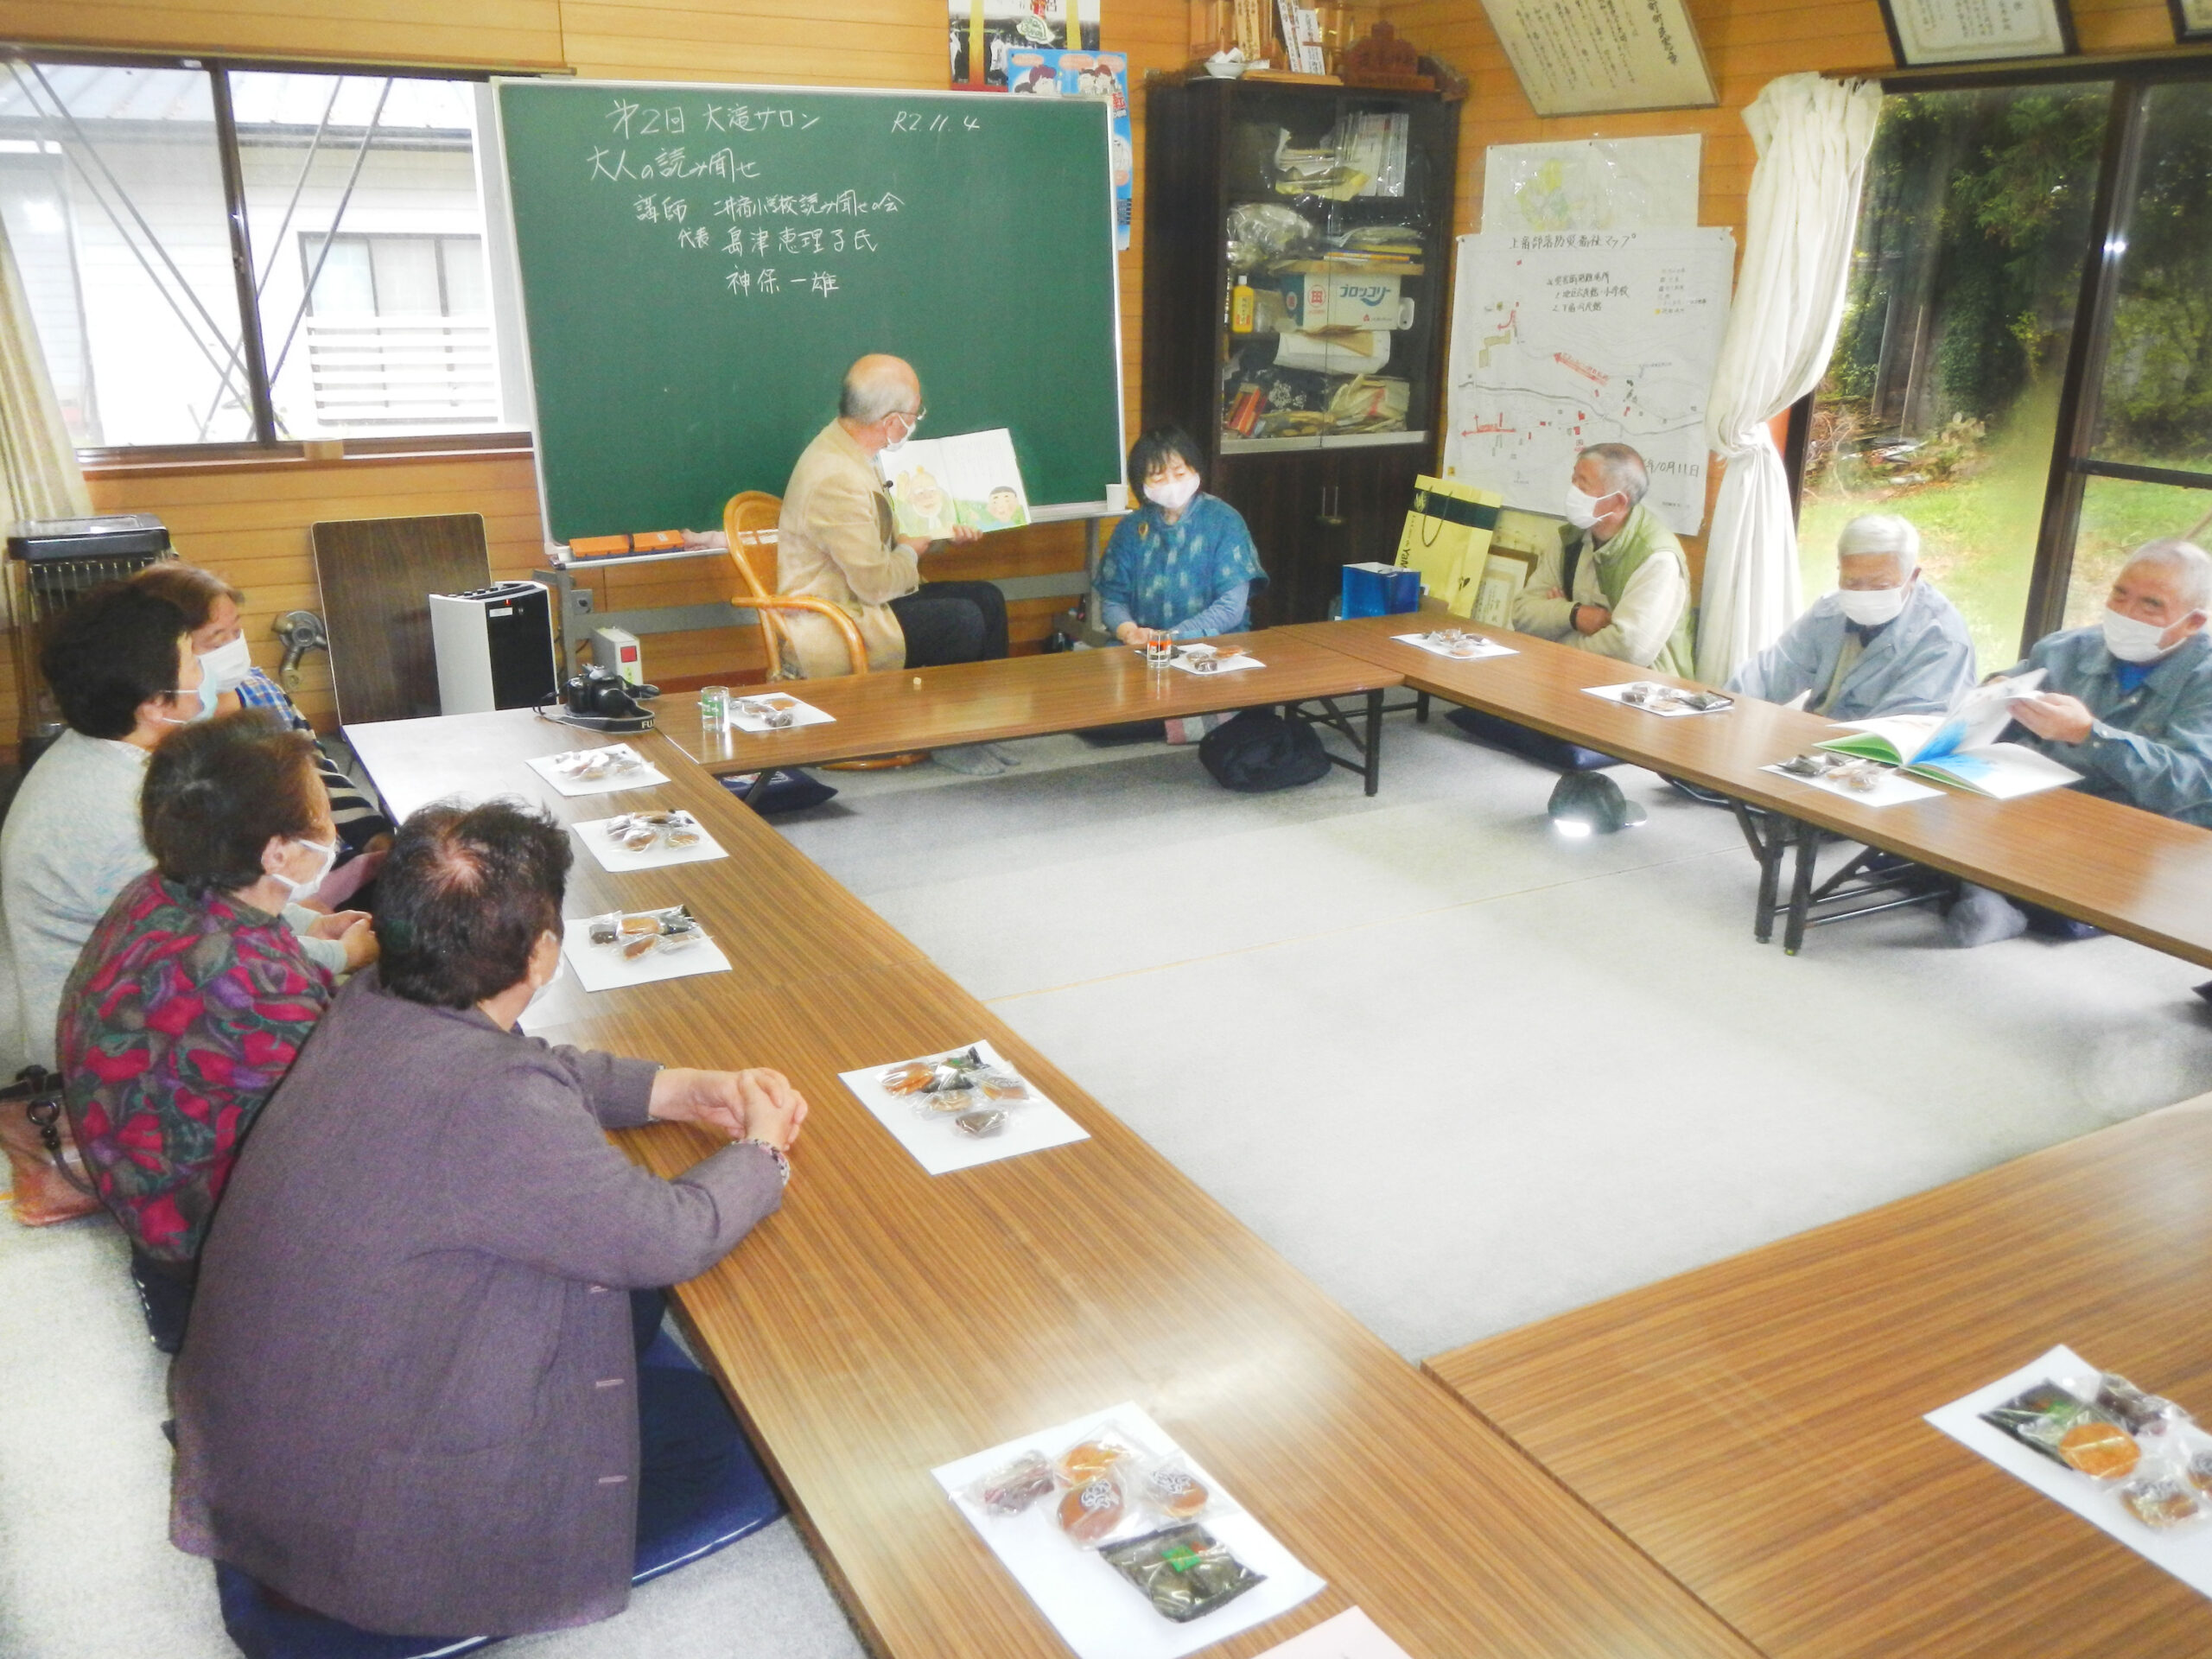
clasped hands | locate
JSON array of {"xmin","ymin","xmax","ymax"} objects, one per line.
[{"xmin": 649, "ymin": 1066, "xmax": 809, "ymax": 1154}]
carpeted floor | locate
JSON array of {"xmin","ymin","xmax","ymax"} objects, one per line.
[{"xmin": 6, "ymin": 708, "xmax": 2208, "ymax": 1655}]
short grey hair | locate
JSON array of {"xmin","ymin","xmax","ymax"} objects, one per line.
[
  {"xmin": 838, "ymin": 358, "xmax": 918, "ymax": 424},
  {"xmin": 1577, "ymin": 442, "xmax": 1648, "ymax": 506},
  {"xmin": 1836, "ymin": 513, "xmax": 1920, "ymax": 578},
  {"xmin": 2121, "ymin": 538, "xmax": 2212, "ymax": 612}
]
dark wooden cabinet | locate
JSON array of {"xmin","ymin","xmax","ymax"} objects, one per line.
[{"xmin": 1142, "ymin": 76, "xmax": 1459, "ymax": 623}]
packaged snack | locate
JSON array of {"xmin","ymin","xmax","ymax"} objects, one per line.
[
  {"xmin": 666, "ymin": 824, "xmax": 703, "ymax": 849},
  {"xmin": 879, "ymin": 1047, "xmax": 986, "ymax": 1097},
  {"xmin": 622, "ymin": 823, "xmax": 659, "ymax": 851},
  {"xmin": 2184, "ymin": 1446, "xmax": 2212, "ymax": 1497},
  {"xmin": 587, "ymin": 912, "xmax": 621, "ymax": 946},
  {"xmin": 553, "ymin": 746, "xmax": 646, "ymax": 781},
  {"xmin": 974, "ymin": 1451, "xmax": 1054, "ymax": 1516},
  {"xmin": 1982, "ymin": 1381, "xmax": 2098, "ymax": 1465},
  {"xmin": 1138, "ymin": 1459, "xmax": 1212, "ymax": 1522},
  {"xmin": 1057, "ymin": 1437, "xmax": 1137, "ymax": 1485},
  {"xmin": 1100, "ymin": 1525, "xmax": 1266, "ymax": 1623},
  {"xmin": 1058, "ymin": 1475, "xmax": 1126, "ymax": 1544},
  {"xmin": 2059, "ymin": 1419, "xmax": 2140, "ymax": 1481},
  {"xmin": 2095, "ymin": 1374, "xmax": 2190, "ymax": 1434},
  {"xmin": 974, "ymin": 1069, "xmax": 1031, "ymax": 1103},
  {"xmin": 954, "ymin": 1109, "xmax": 1007, "ymax": 1138},
  {"xmin": 2120, "ymin": 1474, "xmax": 2202, "ymax": 1529}
]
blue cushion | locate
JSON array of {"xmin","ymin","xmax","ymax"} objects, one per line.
[{"xmin": 215, "ymin": 1338, "xmax": 785, "ymax": 1656}]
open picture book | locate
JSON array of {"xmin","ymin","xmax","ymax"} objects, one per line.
[
  {"xmin": 880, "ymin": 429, "xmax": 1033, "ymax": 540},
  {"xmin": 1816, "ymin": 671, "xmax": 2082, "ymax": 799}
]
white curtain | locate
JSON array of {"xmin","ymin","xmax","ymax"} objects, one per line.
[
  {"xmin": 0, "ymin": 213, "xmax": 90, "ymax": 536},
  {"xmin": 1695, "ymin": 73, "xmax": 1882, "ymax": 685}
]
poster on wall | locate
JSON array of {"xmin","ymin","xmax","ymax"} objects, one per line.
[
  {"xmin": 1006, "ymin": 49, "xmax": 1133, "ymax": 250},
  {"xmin": 1475, "ymin": 0, "xmax": 1716, "ymax": 117},
  {"xmin": 1876, "ymin": 0, "xmax": 2075, "ymax": 62},
  {"xmin": 1481, "ymin": 137, "xmax": 1702, "ymax": 236},
  {"xmin": 950, "ymin": 0, "xmax": 1102, "ymax": 89},
  {"xmin": 1442, "ymin": 226, "xmax": 1735, "ymax": 537}
]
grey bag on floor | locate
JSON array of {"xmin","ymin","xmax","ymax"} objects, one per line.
[{"xmin": 1198, "ymin": 709, "xmax": 1330, "ymax": 792}]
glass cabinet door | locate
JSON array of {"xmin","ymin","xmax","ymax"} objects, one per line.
[{"xmin": 1218, "ymin": 87, "xmax": 1440, "ymax": 454}]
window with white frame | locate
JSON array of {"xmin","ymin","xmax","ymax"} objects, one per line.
[{"xmin": 0, "ymin": 56, "xmax": 518, "ymax": 449}]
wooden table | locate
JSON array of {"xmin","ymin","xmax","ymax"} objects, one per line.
[
  {"xmin": 1427, "ymin": 1093, "xmax": 2212, "ymax": 1659},
  {"xmin": 1288, "ymin": 613, "xmax": 2212, "ymax": 966},
  {"xmin": 346, "ymin": 709, "xmax": 1764, "ymax": 1659},
  {"xmin": 658, "ymin": 629, "xmax": 1407, "ymax": 795}
]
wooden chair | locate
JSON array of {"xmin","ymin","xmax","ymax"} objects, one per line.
[{"xmin": 721, "ymin": 493, "xmax": 926, "ymax": 769}]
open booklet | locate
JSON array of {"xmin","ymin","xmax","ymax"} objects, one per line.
[
  {"xmin": 880, "ymin": 429, "xmax": 1033, "ymax": 540},
  {"xmin": 1816, "ymin": 671, "xmax": 2082, "ymax": 799}
]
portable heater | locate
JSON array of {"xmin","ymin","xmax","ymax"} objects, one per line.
[{"xmin": 6, "ymin": 515, "xmax": 175, "ymax": 762}]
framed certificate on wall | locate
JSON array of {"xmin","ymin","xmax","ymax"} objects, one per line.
[
  {"xmin": 2171, "ymin": 0, "xmax": 2212, "ymax": 40},
  {"xmin": 1876, "ymin": 0, "xmax": 2075, "ymax": 64}
]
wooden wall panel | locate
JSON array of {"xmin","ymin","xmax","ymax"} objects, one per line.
[
  {"xmin": 1379, "ymin": 0, "xmax": 2184, "ymax": 585},
  {"xmin": 4, "ymin": 0, "xmax": 567, "ymax": 67}
]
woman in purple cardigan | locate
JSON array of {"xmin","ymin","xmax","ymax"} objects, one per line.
[{"xmin": 169, "ymin": 799, "xmax": 807, "ymax": 1641}]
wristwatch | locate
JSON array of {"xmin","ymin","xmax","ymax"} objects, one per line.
[{"xmin": 742, "ymin": 1137, "xmax": 791, "ymax": 1186}]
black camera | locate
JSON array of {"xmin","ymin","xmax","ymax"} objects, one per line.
[{"xmin": 562, "ymin": 664, "xmax": 658, "ymax": 728}]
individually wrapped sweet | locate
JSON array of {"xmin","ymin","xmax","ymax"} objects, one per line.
[
  {"xmin": 954, "ymin": 1109, "xmax": 1007, "ymax": 1138},
  {"xmin": 974, "ymin": 1068, "xmax": 1031, "ymax": 1103},
  {"xmin": 1981, "ymin": 1380, "xmax": 2098, "ymax": 1465},
  {"xmin": 2058, "ymin": 1419, "xmax": 2140, "ymax": 1481},
  {"xmin": 2094, "ymin": 1373, "xmax": 2191, "ymax": 1434},
  {"xmin": 1056, "ymin": 1435, "xmax": 1139, "ymax": 1486},
  {"xmin": 622, "ymin": 932, "xmax": 663, "ymax": 961},
  {"xmin": 880, "ymin": 1047, "xmax": 985, "ymax": 1096},
  {"xmin": 1135, "ymin": 1455, "xmax": 1229, "ymax": 1524},
  {"xmin": 666, "ymin": 823, "xmax": 702, "ymax": 849},
  {"xmin": 1057, "ymin": 1474, "xmax": 1127, "ymax": 1545},
  {"xmin": 972, "ymin": 1450, "xmax": 1054, "ymax": 1516},
  {"xmin": 622, "ymin": 823, "xmax": 659, "ymax": 851},
  {"xmin": 1099, "ymin": 1525, "xmax": 1266, "ymax": 1623},
  {"xmin": 2120, "ymin": 1472, "xmax": 2202, "ymax": 1529},
  {"xmin": 587, "ymin": 911, "xmax": 621, "ymax": 946}
]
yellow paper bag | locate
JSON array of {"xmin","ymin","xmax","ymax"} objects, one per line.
[{"xmin": 1394, "ymin": 476, "xmax": 1503, "ymax": 618}]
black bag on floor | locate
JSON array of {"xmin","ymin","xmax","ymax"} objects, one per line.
[
  {"xmin": 1198, "ymin": 709, "xmax": 1330, "ymax": 792},
  {"xmin": 720, "ymin": 768, "xmax": 839, "ymax": 815}
]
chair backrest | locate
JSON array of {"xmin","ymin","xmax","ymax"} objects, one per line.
[{"xmin": 723, "ymin": 493, "xmax": 786, "ymax": 676}]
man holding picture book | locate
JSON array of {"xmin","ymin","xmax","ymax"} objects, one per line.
[{"xmin": 1948, "ymin": 537, "xmax": 2212, "ymax": 947}]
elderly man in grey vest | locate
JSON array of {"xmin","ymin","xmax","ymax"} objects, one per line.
[{"xmin": 1729, "ymin": 514, "xmax": 1976, "ymax": 719}]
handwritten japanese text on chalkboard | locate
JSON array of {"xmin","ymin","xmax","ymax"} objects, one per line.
[{"xmin": 584, "ymin": 98, "xmax": 969, "ymax": 302}]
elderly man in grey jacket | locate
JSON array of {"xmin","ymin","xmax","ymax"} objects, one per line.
[
  {"xmin": 170, "ymin": 798, "xmax": 806, "ymax": 1641},
  {"xmin": 1728, "ymin": 514, "xmax": 1976, "ymax": 720}
]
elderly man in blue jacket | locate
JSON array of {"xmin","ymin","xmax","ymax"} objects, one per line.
[
  {"xmin": 1728, "ymin": 513, "xmax": 1976, "ymax": 719},
  {"xmin": 1948, "ymin": 537, "xmax": 2212, "ymax": 947}
]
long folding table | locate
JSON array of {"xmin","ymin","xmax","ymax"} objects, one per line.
[{"xmin": 346, "ymin": 709, "xmax": 1764, "ymax": 1659}]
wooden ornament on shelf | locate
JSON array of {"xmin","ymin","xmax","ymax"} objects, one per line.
[{"xmin": 1340, "ymin": 22, "xmax": 1433, "ymax": 89}]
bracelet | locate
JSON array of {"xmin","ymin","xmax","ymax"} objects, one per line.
[{"xmin": 742, "ymin": 1137, "xmax": 791, "ymax": 1186}]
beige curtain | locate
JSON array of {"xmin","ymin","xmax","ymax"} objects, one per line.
[{"xmin": 0, "ymin": 212, "xmax": 90, "ymax": 534}]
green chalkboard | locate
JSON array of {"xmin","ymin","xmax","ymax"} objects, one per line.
[{"xmin": 493, "ymin": 79, "xmax": 1126, "ymax": 544}]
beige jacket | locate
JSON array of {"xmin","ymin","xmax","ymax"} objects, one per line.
[{"xmin": 775, "ymin": 420, "xmax": 918, "ymax": 677}]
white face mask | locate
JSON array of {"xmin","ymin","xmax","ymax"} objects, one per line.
[
  {"xmin": 2102, "ymin": 606, "xmax": 2186, "ymax": 664},
  {"xmin": 276, "ymin": 837, "xmax": 339, "ymax": 906},
  {"xmin": 1144, "ymin": 473, "xmax": 1200, "ymax": 513},
  {"xmin": 197, "ymin": 636, "xmax": 254, "ymax": 692},
  {"xmin": 1563, "ymin": 481, "xmax": 1618, "ymax": 531},
  {"xmin": 1837, "ymin": 584, "xmax": 1908, "ymax": 627}
]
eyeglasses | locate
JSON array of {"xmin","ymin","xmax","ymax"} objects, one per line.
[{"xmin": 902, "ymin": 405, "xmax": 926, "ymax": 430}]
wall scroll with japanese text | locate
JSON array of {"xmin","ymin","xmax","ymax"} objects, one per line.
[{"xmin": 1476, "ymin": 0, "xmax": 1717, "ymax": 117}]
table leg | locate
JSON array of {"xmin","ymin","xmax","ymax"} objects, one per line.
[
  {"xmin": 1415, "ymin": 690, "xmax": 1430, "ymax": 724},
  {"xmin": 1783, "ymin": 818, "xmax": 1820, "ymax": 956},
  {"xmin": 1740, "ymin": 806, "xmax": 1783, "ymax": 944},
  {"xmin": 1361, "ymin": 690, "xmax": 1384, "ymax": 796}
]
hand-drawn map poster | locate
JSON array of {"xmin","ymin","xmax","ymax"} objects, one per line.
[
  {"xmin": 1442, "ymin": 226, "xmax": 1734, "ymax": 537},
  {"xmin": 1477, "ymin": 0, "xmax": 1717, "ymax": 117},
  {"xmin": 1877, "ymin": 0, "xmax": 2075, "ymax": 61}
]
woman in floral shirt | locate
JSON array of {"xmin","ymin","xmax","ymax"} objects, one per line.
[{"xmin": 59, "ymin": 714, "xmax": 375, "ymax": 1352}]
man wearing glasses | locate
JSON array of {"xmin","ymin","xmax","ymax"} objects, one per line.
[{"xmin": 774, "ymin": 354, "xmax": 1009, "ymax": 685}]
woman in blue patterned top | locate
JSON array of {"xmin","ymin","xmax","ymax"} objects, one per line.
[{"xmin": 1098, "ymin": 428, "xmax": 1267, "ymax": 645}]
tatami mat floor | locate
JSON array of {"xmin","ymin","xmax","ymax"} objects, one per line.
[{"xmin": 6, "ymin": 709, "xmax": 2207, "ymax": 1655}]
